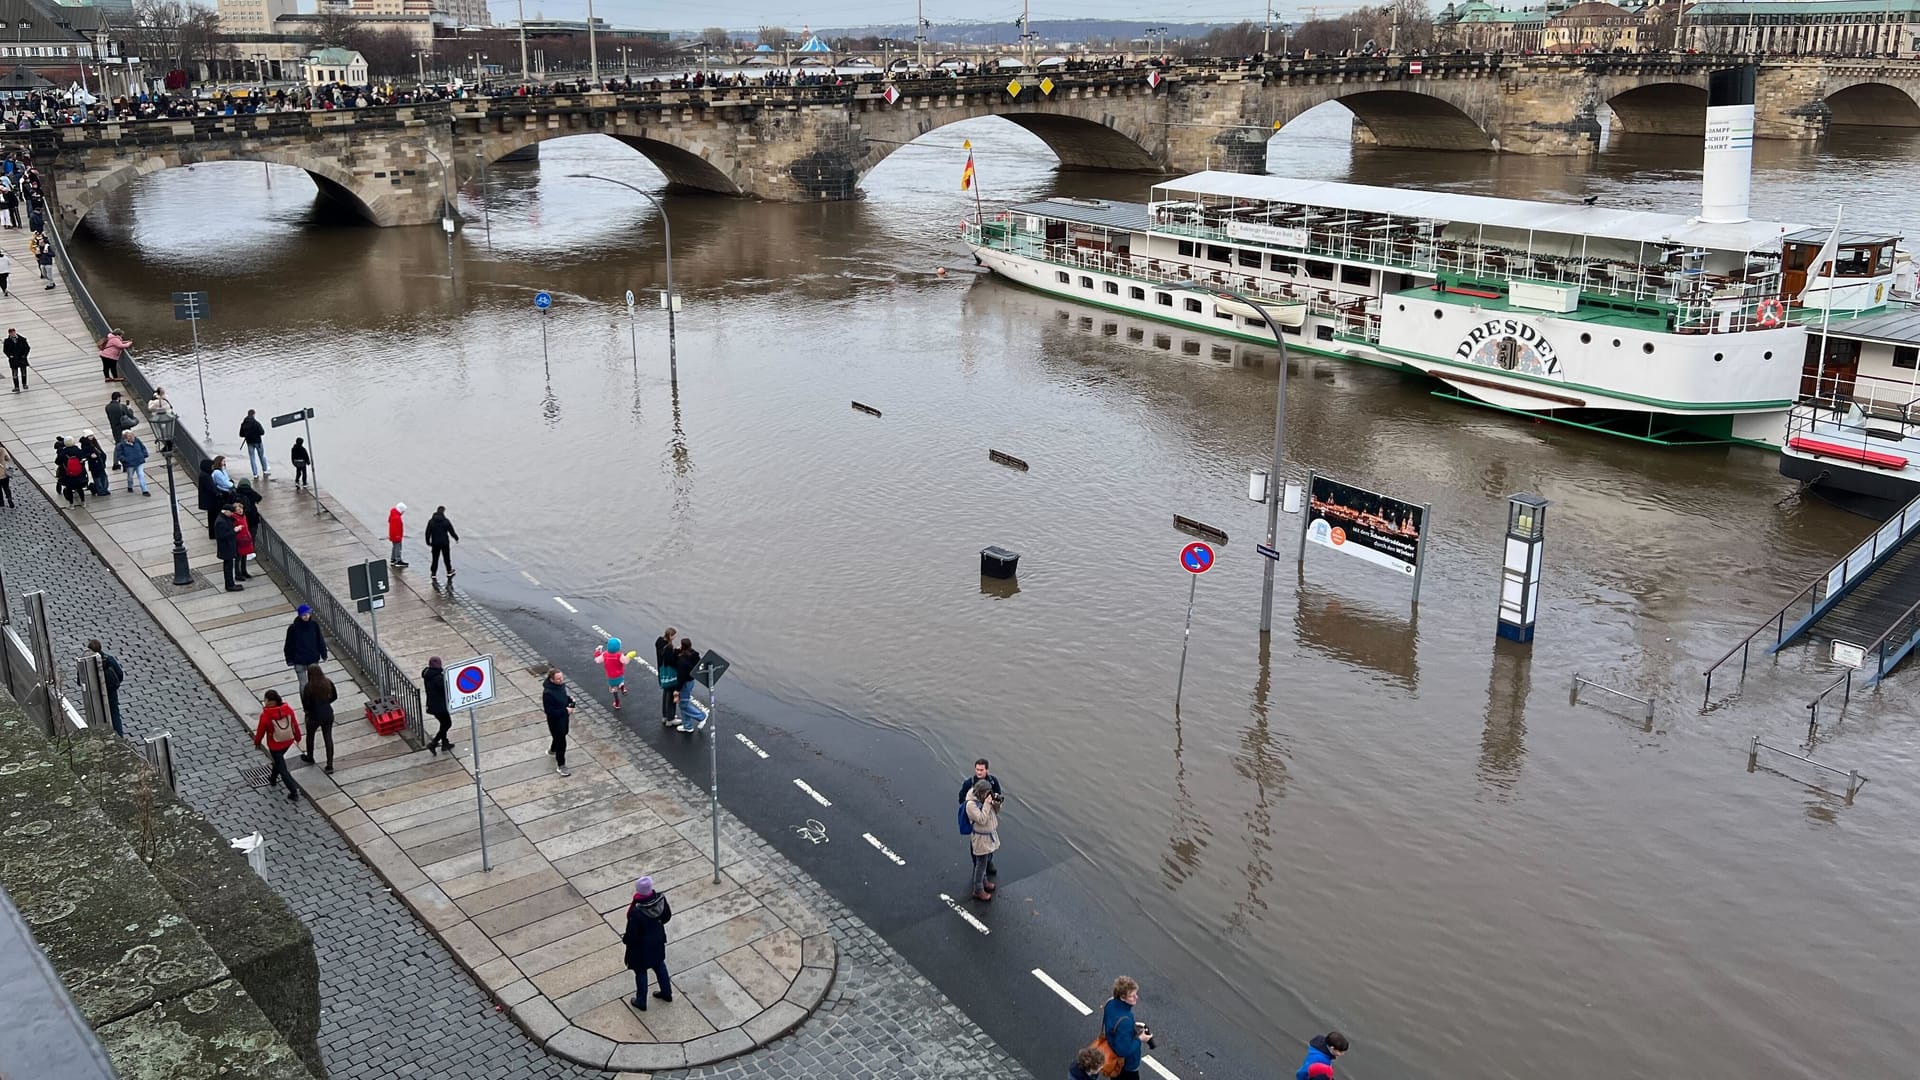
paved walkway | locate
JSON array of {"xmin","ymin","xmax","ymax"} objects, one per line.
[{"xmin": 0, "ymin": 218, "xmax": 1028, "ymax": 1078}]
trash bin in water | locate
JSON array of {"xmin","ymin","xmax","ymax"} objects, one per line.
[{"xmin": 980, "ymin": 546, "xmax": 1019, "ymax": 579}]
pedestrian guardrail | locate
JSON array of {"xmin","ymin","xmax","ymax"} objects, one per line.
[
  {"xmin": 43, "ymin": 223, "xmax": 424, "ymax": 749},
  {"xmin": 1571, "ymin": 672, "xmax": 1655, "ymax": 724},
  {"xmin": 1804, "ymin": 668, "xmax": 1854, "ymax": 737},
  {"xmin": 1749, "ymin": 737, "xmax": 1869, "ymax": 802}
]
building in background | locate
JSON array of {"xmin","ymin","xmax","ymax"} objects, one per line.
[
  {"xmin": 1433, "ymin": 1, "xmax": 1551, "ymax": 50},
  {"xmin": 1680, "ymin": 0, "xmax": 1920, "ymax": 57},
  {"xmin": 52, "ymin": 0, "xmax": 132, "ymax": 22},
  {"xmin": 1542, "ymin": 0, "xmax": 1641, "ymax": 51},
  {"xmin": 305, "ymin": 44, "xmax": 366, "ymax": 84},
  {"xmin": 350, "ymin": 0, "xmax": 487, "ymax": 28},
  {"xmin": 216, "ymin": 0, "xmax": 297, "ymax": 36}
]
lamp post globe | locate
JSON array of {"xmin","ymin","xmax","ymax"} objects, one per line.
[{"xmin": 148, "ymin": 412, "xmax": 195, "ymax": 586}]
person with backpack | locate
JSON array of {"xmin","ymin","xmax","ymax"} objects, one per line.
[
  {"xmin": 78, "ymin": 431, "xmax": 109, "ymax": 497},
  {"xmin": 422, "ymin": 656, "xmax": 455, "ymax": 756},
  {"xmin": 424, "ymin": 505, "xmax": 458, "ymax": 581},
  {"xmin": 299, "ymin": 664, "xmax": 338, "ymax": 773},
  {"xmin": 86, "ymin": 639, "xmax": 125, "ymax": 737},
  {"xmin": 52, "ymin": 437, "xmax": 83, "ymax": 505},
  {"xmin": 115, "ymin": 431, "xmax": 149, "ymax": 495},
  {"xmin": 252, "ymin": 689, "xmax": 302, "ymax": 802},
  {"xmin": 238, "ymin": 409, "xmax": 268, "ymax": 479},
  {"xmin": 958, "ymin": 758, "xmax": 1003, "ymax": 884},
  {"xmin": 3, "ymin": 328, "xmax": 27, "ymax": 390},
  {"xmin": 622, "ymin": 875, "xmax": 674, "ymax": 1010},
  {"xmin": 97, "ymin": 328, "xmax": 131, "ymax": 383},
  {"xmin": 964, "ymin": 779, "xmax": 1000, "ymax": 902}
]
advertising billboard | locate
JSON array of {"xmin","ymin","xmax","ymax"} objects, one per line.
[{"xmin": 1303, "ymin": 475, "xmax": 1425, "ymax": 578}]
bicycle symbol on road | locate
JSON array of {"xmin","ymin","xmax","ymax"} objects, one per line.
[{"xmin": 792, "ymin": 819, "xmax": 829, "ymax": 844}]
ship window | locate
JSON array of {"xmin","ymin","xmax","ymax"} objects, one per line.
[
  {"xmin": 1154, "ymin": 334, "xmax": 1172, "ymax": 349},
  {"xmin": 1207, "ymin": 245, "xmax": 1232, "ymax": 264},
  {"xmin": 1245, "ymin": 317, "xmax": 1266, "ymax": 328},
  {"xmin": 1079, "ymin": 276, "xmax": 1094, "ymax": 289},
  {"xmin": 1184, "ymin": 298, "xmax": 1203, "ymax": 312},
  {"xmin": 1580, "ymin": 332, "xmax": 1591, "ymax": 344},
  {"xmin": 1056, "ymin": 271, "xmax": 1071, "ymax": 284},
  {"xmin": 1213, "ymin": 346, "xmax": 1234, "ymax": 361},
  {"xmin": 1127, "ymin": 328, "xmax": 1144, "ymax": 342},
  {"xmin": 1306, "ymin": 260, "xmax": 1335, "ymax": 281},
  {"xmin": 1178, "ymin": 241, "xmax": 1196, "ymax": 257},
  {"xmin": 1104, "ymin": 281, "xmax": 1119, "ymax": 295},
  {"xmin": 1433, "ymin": 310, "xmax": 1444, "ymax": 319},
  {"xmin": 1238, "ymin": 249, "xmax": 1261, "ymax": 268},
  {"xmin": 1182, "ymin": 340, "xmax": 1202, "ymax": 355},
  {"xmin": 1713, "ymin": 352, "xmax": 1724, "ymax": 362},
  {"xmin": 1269, "ymin": 255, "xmax": 1297, "ymax": 273},
  {"xmin": 1216, "ymin": 309, "xmax": 1235, "ymax": 321},
  {"xmin": 1316, "ymin": 325, "xmax": 1334, "ymax": 341},
  {"xmin": 1078, "ymin": 316, "xmax": 1094, "ymax": 330},
  {"xmin": 1896, "ymin": 345, "xmax": 1919, "ymax": 369},
  {"xmin": 1130, "ymin": 286, "xmax": 1145, "ymax": 300},
  {"xmin": 1643, "ymin": 343, "xmax": 1655, "ymax": 354},
  {"xmin": 1764, "ymin": 351, "xmax": 1774, "ymax": 360},
  {"xmin": 1103, "ymin": 322, "xmax": 1118, "ymax": 336},
  {"xmin": 1340, "ymin": 265, "xmax": 1371, "ymax": 287},
  {"xmin": 1613, "ymin": 338, "xmax": 1621, "ymax": 347},
  {"xmin": 1156, "ymin": 292, "xmax": 1173, "ymax": 307}
]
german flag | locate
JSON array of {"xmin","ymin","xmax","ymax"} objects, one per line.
[{"xmin": 961, "ymin": 152, "xmax": 975, "ymax": 192}]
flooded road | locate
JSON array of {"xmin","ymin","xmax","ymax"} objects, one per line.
[{"xmin": 68, "ymin": 103, "xmax": 1920, "ymax": 1079}]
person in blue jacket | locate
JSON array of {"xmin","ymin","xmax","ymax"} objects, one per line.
[
  {"xmin": 1296, "ymin": 1030, "xmax": 1350, "ymax": 1080},
  {"xmin": 1101, "ymin": 975, "xmax": 1148, "ymax": 1080}
]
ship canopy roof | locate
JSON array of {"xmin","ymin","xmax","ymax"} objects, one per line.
[{"xmin": 1154, "ymin": 172, "xmax": 1806, "ymax": 254}]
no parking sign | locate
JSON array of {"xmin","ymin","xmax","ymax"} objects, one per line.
[{"xmin": 446, "ymin": 654, "xmax": 495, "ymax": 711}]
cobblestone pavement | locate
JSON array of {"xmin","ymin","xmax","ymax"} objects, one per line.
[{"xmin": 2, "ymin": 471, "xmax": 1030, "ymax": 1080}]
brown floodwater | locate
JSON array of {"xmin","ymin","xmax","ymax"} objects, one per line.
[{"xmin": 68, "ymin": 103, "xmax": 1920, "ymax": 1079}]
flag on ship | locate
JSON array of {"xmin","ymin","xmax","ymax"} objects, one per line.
[{"xmin": 961, "ymin": 151, "xmax": 975, "ymax": 191}]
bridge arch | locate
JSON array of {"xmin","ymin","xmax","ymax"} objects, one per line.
[
  {"xmin": 1271, "ymin": 86, "xmax": 1496, "ymax": 152},
  {"xmin": 63, "ymin": 149, "xmax": 381, "ymax": 230},
  {"xmin": 465, "ymin": 125, "xmax": 746, "ymax": 196},
  {"xmin": 1823, "ymin": 81, "xmax": 1920, "ymax": 127},
  {"xmin": 1604, "ymin": 82, "xmax": 1709, "ymax": 136},
  {"xmin": 854, "ymin": 105, "xmax": 1163, "ymax": 190}
]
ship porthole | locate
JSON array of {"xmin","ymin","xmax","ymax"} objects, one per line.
[
  {"xmin": 1643, "ymin": 343, "xmax": 1655, "ymax": 354},
  {"xmin": 1398, "ymin": 304, "xmax": 1406, "ymax": 311},
  {"xmin": 1612, "ymin": 338, "xmax": 1621, "ymax": 348},
  {"xmin": 1764, "ymin": 351, "xmax": 1774, "ymax": 360},
  {"xmin": 1580, "ymin": 332, "xmax": 1591, "ymax": 344},
  {"xmin": 1714, "ymin": 352, "xmax": 1724, "ymax": 362},
  {"xmin": 1434, "ymin": 310, "xmax": 1444, "ymax": 319}
]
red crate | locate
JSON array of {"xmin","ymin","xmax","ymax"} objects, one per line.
[{"xmin": 365, "ymin": 700, "xmax": 407, "ymax": 736}]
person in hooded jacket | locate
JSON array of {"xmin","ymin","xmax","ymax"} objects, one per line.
[
  {"xmin": 425, "ymin": 505, "xmax": 459, "ymax": 580},
  {"xmin": 283, "ymin": 604, "xmax": 328, "ymax": 687},
  {"xmin": 622, "ymin": 875, "xmax": 673, "ymax": 1010},
  {"xmin": 54, "ymin": 437, "xmax": 86, "ymax": 505},
  {"xmin": 252, "ymin": 689, "xmax": 302, "ymax": 802},
  {"xmin": 299, "ymin": 664, "xmax": 338, "ymax": 773},
  {"xmin": 197, "ymin": 459, "xmax": 222, "ymax": 538},
  {"xmin": 1295, "ymin": 1031, "xmax": 1349, "ymax": 1080},
  {"xmin": 388, "ymin": 502, "xmax": 409, "ymax": 566},
  {"xmin": 543, "ymin": 669, "xmax": 575, "ymax": 777},
  {"xmin": 78, "ymin": 431, "xmax": 109, "ymax": 496},
  {"xmin": 422, "ymin": 656, "xmax": 454, "ymax": 755}
]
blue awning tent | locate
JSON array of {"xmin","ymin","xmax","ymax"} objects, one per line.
[
  {"xmin": 754, "ymin": 44, "xmax": 774, "ymax": 52},
  {"xmin": 797, "ymin": 35, "xmax": 831, "ymax": 52}
]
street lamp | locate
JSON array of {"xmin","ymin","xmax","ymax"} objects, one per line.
[
  {"xmin": 570, "ymin": 173, "xmax": 677, "ymax": 377},
  {"xmin": 412, "ymin": 49, "xmax": 427, "ymax": 85},
  {"xmin": 1175, "ymin": 280, "xmax": 1306, "ymax": 635},
  {"xmin": 421, "ymin": 144, "xmax": 456, "ymax": 280},
  {"xmin": 148, "ymin": 412, "xmax": 195, "ymax": 586}
]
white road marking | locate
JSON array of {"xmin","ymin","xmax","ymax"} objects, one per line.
[
  {"xmin": 1030, "ymin": 968, "xmax": 1092, "ymax": 1016},
  {"xmin": 937, "ymin": 893, "xmax": 991, "ymax": 935},
  {"xmin": 519, "ymin": 570, "xmax": 541, "ymax": 585},
  {"xmin": 735, "ymin": 732, "xmax": 769, "ymax": 758},
  {"xmin": 862, "ymin": 832, "xmax": 906, "ymax": 866},
  {"xmin": 485, "ymin": 544, "xmax": 509, "ymax": 560},
  {"xmin": 792, "ymin": 819, "xmax": 829, "ymax": 844},
  {"xmin": 591, "ymin": 624, "xmax": 609, "ymax": 638},
  {"xmin": 1143, "ymin": 1056, "xmax": 1180, "ymax": 1080},
  {"xmin": 793, "ymin": 778, "xmax": 832, "ymax": 807},
  {"xmin": 553, "ymin": 597, "xmax": 578, "ymax": 613}
]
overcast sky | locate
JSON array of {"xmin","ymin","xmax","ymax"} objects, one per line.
[{"xmin": 482, "ymin": 1, "xmax": 1283, "ymax": 33}]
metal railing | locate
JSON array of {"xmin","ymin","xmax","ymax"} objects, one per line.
[
  {"xmin": 1571, "ymin": 672, "xmax": 1655, "ymax": 724},
  {"xmin": 1804, "ymin": 667, "xmax": 1853, "ymax": 735},
  {"xmin": 1703, "ymin": 489, "xmax": 1920, "ymax": 700},
  {"xmin": 1857, "ymin": 592, "xmax": 1920, "ymax": 686},
  {"xmin": 42, "ymin": 222, "xmax": 423, "ymax": 748},
  {"xmin": 1749, "ymin": 737, "xmax": 1868, "ymax": 801}
]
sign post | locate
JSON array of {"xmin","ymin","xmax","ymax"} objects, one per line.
[
  {"xmin": 346, "ymin": 559, "xmax": 390, "ymax": 695},
  {"xmin": 1175, "ymin": 542, "xmax": 1214, "ymax": 708},
  {"xmin": 1299, "ymin": 472, "xmax": 1431, "ymax": 608},
  {"xmin": 534, "ymin": 291, "xmax": 552, "ymax": 373},
  {"xmin": 691, "ymin": 649, "xmax": 731, "ymax": 884},
  {"xmin": 625, "ymin": 289, "xmax": 638, "ymax": 373},
  {"xmin": 270, "ymin": 407, "xmax": 320, "ymax": 516},
  {"xmin": 170, "ymin": 291, "xmax": 211, "ymax": 441},
  {"xmin": 446, "ymin": 655, "xmax": 496, "ymax": 871}
]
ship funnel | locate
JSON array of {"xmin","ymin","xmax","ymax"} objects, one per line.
[{"xmin": 1701, "ymin": 66, "xmax": 1756, "ymax": 224}]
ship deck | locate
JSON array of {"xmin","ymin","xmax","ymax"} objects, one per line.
[{"xmin": 1411, "ymin": 279, "xmax": 1675, "ymax": 333}]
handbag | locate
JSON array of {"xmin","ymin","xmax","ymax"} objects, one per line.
[{"xmin": 1086, "ymin": 1035, "xmax": 1122, "ymax": 1079}]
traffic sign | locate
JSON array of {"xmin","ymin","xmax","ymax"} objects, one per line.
[
  {"xmin": 270, "ymin": 407, "xmax": 313, "ymax": 428},
  {"xmin": 624, "ymin": 289, "xmax": 635, "ymax": 310},
  {"xmin": 883, "ymin": 85, "xmax": 901, "ymax": 105},
  {"xmin": 446, "ymin": 654, "xmax": 496, "ymax": 710},
  {"xmin": 691, "ymin": 649, "xmax": 731, "ymax": 688},
  {"xmin": 1180, "ymin": 542, "xmax": 1215, "ymax": 574},
  {"xmin": 348, "ymin": 558, "xmax": 390, "ymax": 603},
  {"xmin": 1409, "ymin": 60, "xmax": 1424, "ymax": 75},
  {"xmin": 1256, "ymin": 543, "xmax": 1282, "ymax": 561},
  {"xmin": 171, "ymin": 291, "xmax": 209, "ymax": 321},
  {"xmin": 534, "ymin": 291, "xmax": 552, "ymax": 310}
]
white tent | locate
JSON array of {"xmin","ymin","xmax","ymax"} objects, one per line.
[
  {"xmin": 65, "ymin": 83, "xmax": 95, "ymax": 105},
  {"xmin": 1038, "ymin": 55, "xmax": 1069, "ymax": 66}
]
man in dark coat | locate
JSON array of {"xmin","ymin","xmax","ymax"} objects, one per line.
[
  {"xmin": 622, "ymin": 876, "xmax": 673, "ymax": 1010},
  {"xmin": 283, "ymin": 604, "xmax": 327, "ymax": 688},
  {"xmin": 214, "ymin": 507, "xmax": 242, "ymax": 591},
  {"xmin": 542, "ymin": 669, "xmax": 575, "ymax": 777},
  {"xmin": 421, "ymin": 656, "xmax": 454, "ymax": 755},
  {"xmin": 197, "ymin": 460, "xmax": 222, "ymax": 539},
  {"xmin": 87, "ymin": 638, "xmax": 124, "ymax": 737},
  {"xmin": 78, "ymin": 431, "xmax": 109, "ymax": 496},
  {"xmin": 424, "ymin": 505, "xmax": 459, "ymax": 581},
  {"xmin": 5, "ymin": 327, "xmax": 29, "ymax": 391},
  {"xmin": 238, "ymin": 409, "xmax": 268, "ymax": 479},
  {"xmin": 105, "ymin": 392, "xmax": 138, "ymax": 466},
  {"xmin": 958, "ymin": 758, "xmax": 1005, "ymax": 882}
]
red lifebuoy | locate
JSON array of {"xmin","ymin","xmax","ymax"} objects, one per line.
[{"xmin": 1755, "ymin": 297, "xmax": 1786, "ymax": 328}]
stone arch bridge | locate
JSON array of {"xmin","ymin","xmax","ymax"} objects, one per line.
[{"xmin": 30, "ymin": 57, "xmax": 1920, "ymax": 230}]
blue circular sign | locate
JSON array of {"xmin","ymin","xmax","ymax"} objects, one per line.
[
  {"xmin": 534, "ymin": 291, "xmax": 552, "ymax": 310},
  {"xmin": 456, "ymin": 666, "xmax": 486, "ymax": 694},
  {"xmin": 1180, "ymin": 542, "xmax": 1215, "ymax": 574}
]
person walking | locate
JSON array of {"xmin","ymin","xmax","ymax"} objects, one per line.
[
  {"xmin": 1101, "ymin": 977, "xmax": 1149, "ymax": 1080},
  {"xmin": 115, "ymin": 430, "xmax": 150, "ymax": 495},
  {"xmin": 0, "ymin": 442, "xmax": 14, "ymax": 508},
  {"xmin": 86, "ymin": 639, "xmax": 125, "ymax": 737},
  {"xmin": 543, "ymin": 668, "xmax": 574, "ymax": 777},
  {"xmin": 79, "ymin": 431, "xmax": 109, "ymax": 497},
  {"xmin": 595, "ymin": 637, "xmax": 636, "ymax": 710},
  {"xmin": 622, "ymin": 875, "xmax": 674, "ymax": 1010},
  {"xmin": 238, "ymin": 409, "xmax": 268, "ymax": 479},
  {"xmin": 425, "ymin": 505, "xmax": 458, "ymax": 581},
  {"xmin": 251, "ymin": 689, "xmax": 302, "ymax": 802},
  {"xmin": 215, "ymin": 506, "xmax": 243, "ymax": 591},
  {"xmin": 422, "ymin": 656, "xmax": 455, "ymax": 756},
  {"xmin": 958, "ymin": 758, "xmax": 1004, "ymax": 883},
  {"xmin": 289, "ymin": 437, "xmax": 310, "ymax": 488},
  {"xmin": 387, "ymin": 502, "xmax": 408, "ymax": 567},
  {"xmin": 3, "ymin": 328, "xmax": 25, "ymax": 391},
  {"xmin": 654, "ymin": 626, "xmax": 678, "ymax": 728},
  {"xmin": 964, "ymin": 779, "xmax": 1000, "ymax": 902},
  {"xmin": 0, "ymin": 248, "xmax": 11, "ymax": 295},
  {"xmin": 1295, "ymin": 1032, "xmax": 1350, "ymax": 1080},
  {"xmin": 298, "ymin": 664, "xmax": 338, "ymax": 773},
  {"xmin": 97, "ymin": 328, "xmax": 131, "ymax": 383},
  {"xmin": 105, "ymin": 391, "xmax": 139, "ymax": 456},
  {"xmin": 30, "ymin": 230, "xmax": 52, "ymax": 290},
  {"xmin": 283, "ymin": 604, "xmax": 328, "ymax": 687}
]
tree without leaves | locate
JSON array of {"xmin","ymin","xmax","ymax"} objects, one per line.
[
  {"xmin": 699, "ymin": 26, "xmax": 729, "ymax": 48},
  {"xmin": 123, "ymin": 0, "xmax": 225, "ymax": 85},
  {"xmin": 356, "ymin": 28, "xmax": 418, "ymax": 78},
  {"xmin": 758, "ymin": 25, "xmax": 788, "ymax": 46},
  {"xmin": 311, "ymin": 6, "xmax": 362, "ymax": 49}
]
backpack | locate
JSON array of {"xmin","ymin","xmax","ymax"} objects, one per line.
[
  {"xmin": 63, "ymin": 453, "xmax": 82, "ymax": 478},
  {"xmin": 658, "ymin": 663, "xmax": 680, "ymax": 689},
  {"xmin": 268, "ymin": 708, "xmax": 294, "ymax": 744},
  {"xmin": 957, "ymin": 802, "xmax": 973, "ymax": 836}
]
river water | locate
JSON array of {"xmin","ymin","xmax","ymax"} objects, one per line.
[{"xmin": 68, "ymin": 104, "xmax": 1920, "ymax": 1079}]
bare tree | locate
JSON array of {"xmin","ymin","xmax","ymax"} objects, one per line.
[
  {"xmin": 357, "ymin": 27, "xmax": 417, "ymax": 77},
  {"xmin": 699, "ymin": 27, "xmax": 730, "ymax": 48},
  {"xmin": 123, "ymin": 0, "xmax": 225, "ymax": 85},
  {"xmin": 312, "ymin": 6, "xmax": 363, "ymax": 49},
  {"xmin": 758, "ymin": 25, "xmax": 788, "ymax": 46}
]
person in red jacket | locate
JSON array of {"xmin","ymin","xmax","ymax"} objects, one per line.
[
  {"xmin": 252, "ymin": 689, "xmax": 304, "ymax": 802},
  {"xmin": 388, "ymin": 501, "xmax": 408, "ymax": 567}
]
